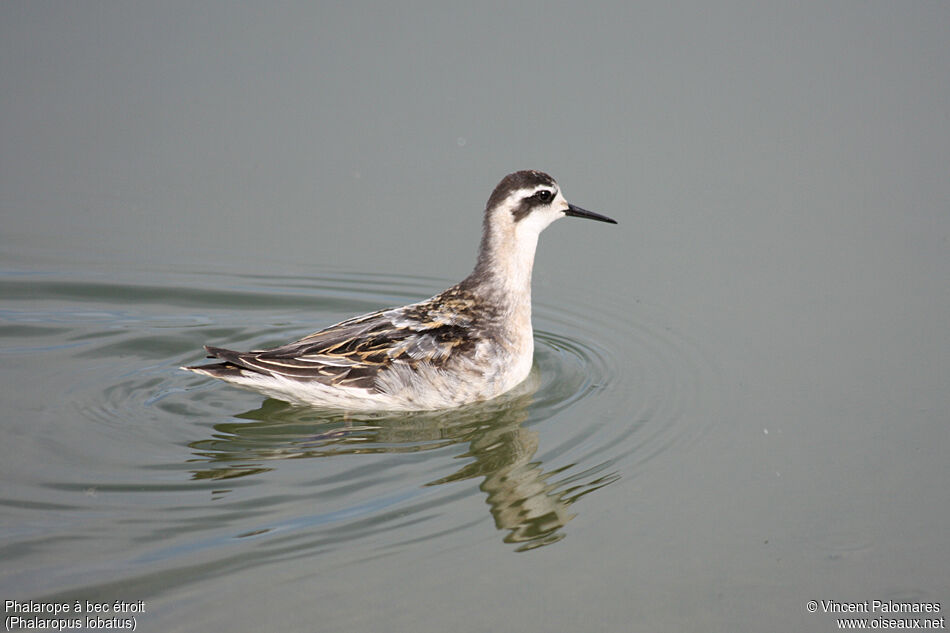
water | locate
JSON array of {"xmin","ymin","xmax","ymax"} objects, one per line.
[{"xmin": 3, "ymin": 4, "xmax": 949, "ymax": 632}]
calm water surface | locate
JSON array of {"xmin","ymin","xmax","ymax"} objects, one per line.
[{"xmin": 3, "ymin": 4, "xmax": 949, "ymax": 632}]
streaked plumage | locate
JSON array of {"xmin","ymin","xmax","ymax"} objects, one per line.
[{"xmin": 183, "ymin": 170, "xmax": 616, "ymax": 410}]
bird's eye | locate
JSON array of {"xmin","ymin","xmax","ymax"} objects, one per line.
[{"xmin": 535, "ymin": 190, "xmax": 552, "ymax": 202}]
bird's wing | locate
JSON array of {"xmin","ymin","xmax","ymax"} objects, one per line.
[{"xmin": 206, "ymin": 292, "xmax": 483, "ymax": 391}]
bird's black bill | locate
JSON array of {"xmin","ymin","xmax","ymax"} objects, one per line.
[{"xmin": 565, "ymin": 204, "xmax": 618, "ymax": 224}]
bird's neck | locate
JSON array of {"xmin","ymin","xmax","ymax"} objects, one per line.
[{"xmin": 466, "ymin": 224, "xmax": 538, "ymax": 315}]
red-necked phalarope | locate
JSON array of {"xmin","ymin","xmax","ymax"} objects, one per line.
[{"xmin": 183, "ymin": 170, "xmax": 616, "ymax": 410}]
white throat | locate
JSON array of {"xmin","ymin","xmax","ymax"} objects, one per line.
[{"xmin": 469, "ymin": 189, "xmax": 568, "ymax": 307}]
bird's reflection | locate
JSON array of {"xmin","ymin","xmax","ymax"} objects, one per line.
[{"xmin": 188, "ymin": 380, "xmax": 618, "ymax": 551}]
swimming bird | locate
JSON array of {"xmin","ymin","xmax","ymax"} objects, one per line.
[{"xmin": 183, "ymin": 170, "xmax": 616, "ymax": 410}]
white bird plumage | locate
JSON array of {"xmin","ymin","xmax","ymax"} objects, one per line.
[{"xmin": 183, "ymin": 170, "xmax": 616, "ymax": 410}]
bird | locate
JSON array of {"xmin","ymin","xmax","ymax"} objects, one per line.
[{"xmin": 183, "ymin": 170, "xmax": 616, "ymax": 411}]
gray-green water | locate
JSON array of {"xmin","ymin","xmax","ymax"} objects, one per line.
[{"xmin": 2, "ymin": 4, "xmax": 948, "ymax": 632}]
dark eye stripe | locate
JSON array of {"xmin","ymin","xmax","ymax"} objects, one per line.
[{"xmin": 512, "ymin": 189, "xmax": 556, "ymax": 221}]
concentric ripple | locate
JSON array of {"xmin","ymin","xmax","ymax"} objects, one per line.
[{"xmin": 0, "ymin": 267, "xmax": 721, "ymax": 593}]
